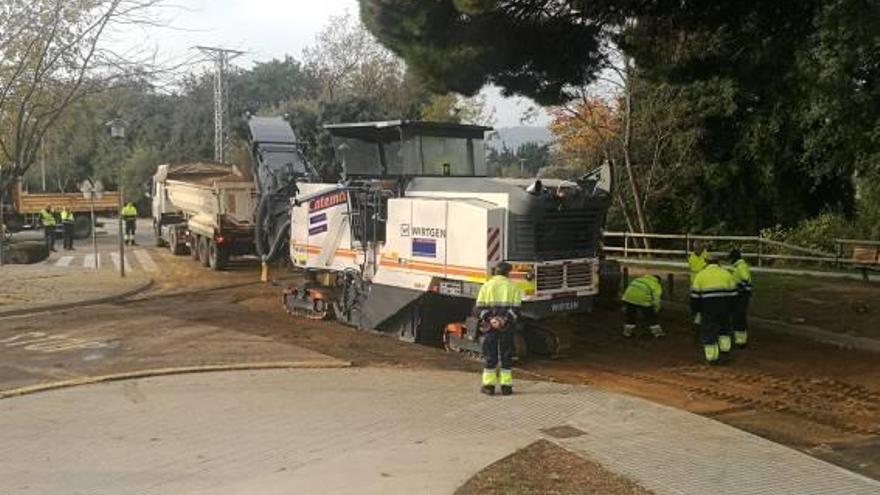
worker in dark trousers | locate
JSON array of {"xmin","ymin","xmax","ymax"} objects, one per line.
[
  {"xmin": 121, "ymin": 202, "xmax": 138, "ymax": 246},
  {"xmin": 621, "ymin": 274, "xmax": 665, "ymax": 338},
  {"xmin": 728, "ymin": 248, "xmax": 752, "ymax": 348},
  {"xmin": 687, "ymin": 240, "xmax": 709, "ymax": 328},
  {"xmin": 475, "ymin": 261, "xmax": 522, "ymax": 396},
  {"xmin": 690, "ymin": 255, "xmax": 737, "ymax": 364},
  {"xmin": 60, "ymin": 207, "xmax": 75, "ymax": 250},
  {"xmin": 39, "ymin": 205, "xmax": 57, "ymax": 252}
]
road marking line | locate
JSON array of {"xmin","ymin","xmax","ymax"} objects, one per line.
[
  {"xmin": 55, "ymin": 256, "xmax": 73, "ymax": 267},
  {"xmin": 110, "ymin": 252, "xmax": 132, "ymax": 272},
  {"xmin": 132, "ymin": 250, "xmax": 158, "ymax": 272},
  {"xmin": 83, "ymin": 253, "xmax": 101, "ymax": 268}
]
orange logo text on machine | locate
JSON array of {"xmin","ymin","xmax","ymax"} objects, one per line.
[{"xmin": 309, "ymin": 191, "xmax": 348, "ymax": 212}]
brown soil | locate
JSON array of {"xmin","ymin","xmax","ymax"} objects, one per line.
[{"xmin": 455, "ymin": 439, "xmax": 653, "ymax": 495}]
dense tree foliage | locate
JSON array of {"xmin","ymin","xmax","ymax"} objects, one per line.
[{"xmin": 362, "ymin": 0, "xmax": 879, "ymax": 235}]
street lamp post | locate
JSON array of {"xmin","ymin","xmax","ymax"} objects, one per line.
[{"xmin": 106, "ymin": 119, "xmax": 127, "ymax": 278}]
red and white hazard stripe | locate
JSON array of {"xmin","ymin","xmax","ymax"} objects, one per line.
[{"xmin": 487, "ymin": 227, "xmax": 501, "ymax": 262}]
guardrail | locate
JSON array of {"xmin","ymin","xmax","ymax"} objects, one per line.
[{"xmin": 603, "ymin": 231, "xmax": 880, "ymax": 269}]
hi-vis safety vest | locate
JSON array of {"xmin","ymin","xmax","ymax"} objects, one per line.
[
  {"xmin": 39, "ymin": 209, "xmax": 56, "ymax": 227},
  {"xmin": 690, "ymin": 264, "xmax": 736, "ymax": 302},
  {"xmin": 622, "ymin": 275, "xmax": 663, "ymax": 311},
  {"xmin": 121, "ymin": 204, "xmax": 138, "ymax": 219},
  {"xmin": 475, "ymin": 275, "xmax": 522, "ymax": 323},
  {"xmin": 729, "ymin": 259, "xmax": 752, "ymax": 293},
  {"xmin": 60, "ymin": 210, "xmax": 74, "ymax": 223}
]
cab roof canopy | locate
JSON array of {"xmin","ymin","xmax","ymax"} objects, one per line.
[
  {"xmin": 325, "ymin": 120, "xmax": 492, "ymax": 141},
  {"xmin": 324, "ymin": 121, "xmax": 493, "ymax": 178}
]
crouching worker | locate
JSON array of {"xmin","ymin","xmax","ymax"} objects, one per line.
[
  {"xmin": 475, "ymin": 261, "xmax": 522, "ymax": 396},
  {"xmin": 621, "ymin": 274, "xmax": 665, "ymax": 338}
]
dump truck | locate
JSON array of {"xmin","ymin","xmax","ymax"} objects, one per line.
[
  {"xmin": 2, "ymin": 180, "xmax": 121, "ymax": 239},
  {"xmin": 151, "ymin": 162, "xmax": 256, "ymax": 270},
  {"xmin": 281, "ymin": 120, "xmax": 612, "ymax": 357}
]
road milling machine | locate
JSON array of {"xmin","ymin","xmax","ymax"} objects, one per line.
[{"xmin": 282, "ymin": 120, "xmax": 612, "ymax": 357}]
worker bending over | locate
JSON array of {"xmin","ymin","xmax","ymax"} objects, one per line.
[
  {"xmin": 121, "ymin": 202, "xmax": 138, "ymax": 246},
  {"xmin": 475, "ymin": 261, "xmax": 522, "ymax": 396},
  {"xmin": 60, "ymin": 207, "xmax": 75, "ymax": 250},
  {"xmin": 39, "ymin": 205, "xmax": 57, "ymax": 252},
  {"xmin": 621, "ymin": 274, "xmax": 665, "ymax": 338},
  {"xmin": 728, "ymin": 249, "xmax": 752, "ymax": 348},
  {"xmin": 690, "ymin": 254, "xmax": 737, "ymax": 364}
]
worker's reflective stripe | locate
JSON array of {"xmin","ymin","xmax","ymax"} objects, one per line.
[
  {"xmin": 718, "ymin": 335, "xmax": 732, "ymax": 352},
  {"xmin": 704, "ymin": 344, "xmax": 720, "ymax": 362},
  {"xmin": 690, "ymin": 290, "xmax": 737, "ymax": 299},
  {"xmin": 499, "ymin": 369, "xmax": 513, "ymax": 386},
  {"xmin": 482, "ymin": 369, "xmax": 497, "ymax": 386}
]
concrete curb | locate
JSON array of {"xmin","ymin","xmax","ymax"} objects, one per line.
[
  {"xmin": 0, "ymin": 278, "xmax": 154, "ymax": 318},
  {"xmin": 0, "ymin": 361, "xmax": 353, "ymax": 400}
]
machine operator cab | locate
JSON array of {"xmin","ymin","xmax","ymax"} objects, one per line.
[{"xmin": 325, "ymin": 120, "xmax": 492, "ymax": 179}]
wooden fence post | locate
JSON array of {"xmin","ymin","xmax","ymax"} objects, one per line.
[
  {"xmin": 666, "ymin": 273, "xmax": 675, "ymax": 300},
  {"xmin": 624, "ymin": 232, "xmax": 629, "ymax": 258},
  {"xmin": 623, "ymin": 266, "xmax": 629, "ymax": 288},
  {"xmin": 757, "ymin": 240, "xmax": 763, "ymax": 268}
]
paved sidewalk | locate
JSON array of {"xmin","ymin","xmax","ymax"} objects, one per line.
[
  {"xmin": 0, "ymin": 368, "xmax": 877, "ymax": 495},
  {"xmin": 0, "ymin": 264, "xmax": 151, "ymax": 316}
]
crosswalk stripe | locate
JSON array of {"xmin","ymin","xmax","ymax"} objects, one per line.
[
  {"xmin": 110, "ymin": 252, "xmax": 132, "ymax": 272},
  {"xmin": 83, "ymin": 253, "xmax": 101, "ymax": 268},
  {"xmin": 55, "ymin": 256, "xmax": 73, "ymax": 268},
  {"xmin": 132, "ymin": 250, "xmax": 158, "ymax": 272}
]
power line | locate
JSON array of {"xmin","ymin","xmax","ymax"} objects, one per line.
[{"xmin": 195, "ymin": 46, "xmax": 244, "ymax": 163}]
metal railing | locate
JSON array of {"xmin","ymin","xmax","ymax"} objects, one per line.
[{"xmin": 603, "ymin": 231, "xmax": 880, "ymax": 268}]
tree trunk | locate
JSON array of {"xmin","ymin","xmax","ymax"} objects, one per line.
[{"xmin": 620, "ymin": 55, "xmax": 651, "ymax": 251}]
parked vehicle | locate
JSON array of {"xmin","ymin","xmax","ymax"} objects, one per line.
[
  {"xmin": 151, "ymin": 162, "xmax": 256, "ymax": 270},
  {"xmin": 2, "ymin": 180, "xmax": 120, "ymax": 239}
]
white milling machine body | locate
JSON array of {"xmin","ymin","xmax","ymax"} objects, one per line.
[{"xmin": 284, "ymin": 121, "xmax": 611, "ymax": 356}]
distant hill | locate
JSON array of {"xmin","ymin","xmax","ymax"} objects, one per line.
[{"xmin": 487, "ymin": 126, "xmax": 553, "ymax": 151}]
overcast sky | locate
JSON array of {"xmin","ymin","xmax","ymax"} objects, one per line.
[{"xmin": 116, "ymin": 0, "xmax": 548, "ymax": 128}]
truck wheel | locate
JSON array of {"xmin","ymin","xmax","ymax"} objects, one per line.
[
  {"xmin": 190, "ymin": 235, "xmax": 201, "ymax": 260},
  {"xmin": 208, "ymin": 240, "xmax": 228, "ymax": 271},
  {"xmin": 73, "ymin": 216, "xmax": 92, "ymax": 240},
  {"xmin": 198, "ymin": 236, "xmax": 210, "ymax": 267}
]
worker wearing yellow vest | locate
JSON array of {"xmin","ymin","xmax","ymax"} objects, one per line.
[
  {"xmin": 687, "ymin": 240, "xmax": 709, "ymax": 326},
  {"xmin": 121, "ymin": 202, "xmax": 138, "ymax": 246},
  {"xmin": 690, "ymin": 254, "xmax": 737, "ymax": 364},
  {"xmin": 621, "ymin": 274, "xmax": 665, "ymax": 338},
  {"xmin": 475, "ymin": 261, "xmax": 522, "ymax": 396},
  {"xmin": 60, "ymin": 207, "xmax": 75, "ymax": 250},
  {"xmin": 727, "ymin": 248, "xmax": 752, "ymax": 348},
  {"xmin": 39, "ymin": 205, "xmax": 57, "ymax": 252}
]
